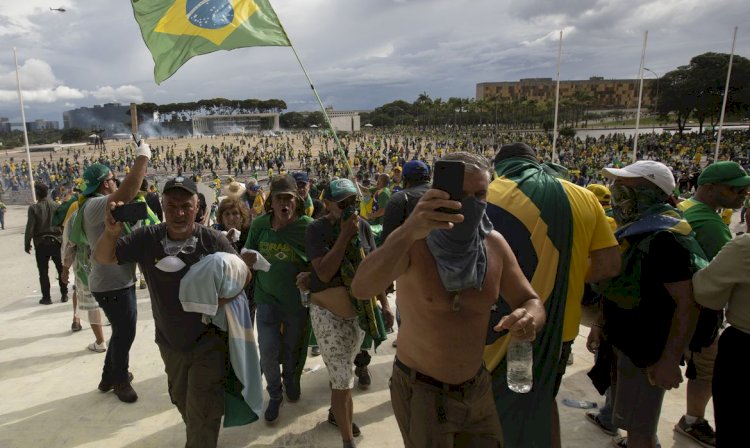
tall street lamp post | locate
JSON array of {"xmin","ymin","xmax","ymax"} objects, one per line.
[{"xmin": 643, "ymin": 67, "xmax": 660, "ymax": 116}]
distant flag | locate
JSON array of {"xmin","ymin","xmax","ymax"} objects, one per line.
[{"xmin": 130, "ymin": 0, "xmax": 290, "ymax": 84}]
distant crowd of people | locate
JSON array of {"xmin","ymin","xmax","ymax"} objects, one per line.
[{"xmin": 16, "ymin": 126, "xmax": 750, "ymax": 448}]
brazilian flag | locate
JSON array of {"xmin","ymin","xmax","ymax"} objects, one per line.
[
  {"xmin": 130, "ymin": 0, "xmax": 290, "ymax": 83},
  {"xmin": 484, "ymin": 158, "xmax": 573, "ymax": 448}
]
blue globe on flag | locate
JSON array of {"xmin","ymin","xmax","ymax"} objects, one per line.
[{"xmin": 186, "ymin": 0, "xmax": 234, "ymax": 29}]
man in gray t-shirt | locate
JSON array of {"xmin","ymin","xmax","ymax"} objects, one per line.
[{"xmin": 79, "ymin": 141, "xmax": 150, "ymax": 404}]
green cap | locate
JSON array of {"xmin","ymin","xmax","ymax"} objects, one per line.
[
  {"xmin": 698, "ymin": 161, "xmax": 750, "ymax": 187},
  {"xmin": 325, "ymin": 178, "xmax": 358, "ymax": 202},
  {"xmin": 82, "ymin": 164, "xmax": 111, "ymax": 196}
]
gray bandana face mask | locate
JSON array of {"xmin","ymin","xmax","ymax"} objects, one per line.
[{"xmin": 426, "ymin": 196, "xmax": 493, "ymax": 295}]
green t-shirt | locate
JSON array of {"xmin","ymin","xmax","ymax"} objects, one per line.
[
  {"xmin": 371, "ymin": 187, "xmax": 391, "ymax": 226},
  {"xmin": 682, "ymin": 198, "xmax": 731, "ymax": 261},
  {"xmin": 245, "ymin": 213, "xmax": 313, "ymax": 310}
]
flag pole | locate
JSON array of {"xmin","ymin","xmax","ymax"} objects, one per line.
[
  {"xmin": 551, "ymin": 30, "xmax": 563, "ymax": 164},
  {"xmin": 13, "ymin": 47, "xmax": 36, "ymax": 203},
  {"xmin": 277, "ymin": 25, "xmax": 358, "ymax": 192},
  {"xmin": 715, "ymin": 26, "xmax": 738, "ymax": 163},
  {"xmin": 633, "ymin": 30, "xmax": 648, "ymax": 163}
]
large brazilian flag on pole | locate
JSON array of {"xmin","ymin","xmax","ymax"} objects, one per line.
[
  {"xmin": 484, "ymin": 157, "xmax": 573, "ymax": 448},
  {"xmin": 130, "ymin": 0, "xmax": 291, "ymax": 84}
]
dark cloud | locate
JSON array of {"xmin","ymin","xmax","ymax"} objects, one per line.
[{"xmin": 0, "ymin": 0, "xmax": 748, "ymax": 122}]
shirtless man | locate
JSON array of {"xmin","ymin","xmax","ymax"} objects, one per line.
[{"xmin": 352, "ymin": 152, "xmax": 545, "ymax": 447}]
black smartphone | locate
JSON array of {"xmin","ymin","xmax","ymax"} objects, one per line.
[
  {"xmin": 111, "ymin": 202, "xmax": 148, "ymax": 223},
  {"xmin": 432, "ymin": 160, "xmax": 464, "ymax": 213}
]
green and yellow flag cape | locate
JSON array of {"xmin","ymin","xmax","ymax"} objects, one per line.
[
  {"xmin": 131, "ymin": 0, "xmax": 290, "ymax": 83},
  {"xmin": 484, "ymin": 157, "xmax": 573, "ymax": 448}
]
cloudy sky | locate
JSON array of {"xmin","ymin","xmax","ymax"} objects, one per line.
[{"xmin": 1, "ymin": 0, "xmax": 748, "ymax": 123}]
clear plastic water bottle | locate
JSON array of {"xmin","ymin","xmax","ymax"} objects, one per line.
[
  {"xmin": 507, "ymin": 339, "xmax": 533, "ymax": 393},
  {"xmin": 299, "ymin": 288, "xmax": 310, "ymax": 308},
  {"xmin": 562, "ymin": 398, "xmax": 598, "ymax": 409}
]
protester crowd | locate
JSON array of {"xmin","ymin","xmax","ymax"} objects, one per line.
[{"xmin": 14, "ymin": 126, "xmax": 750, "ymax": 448}]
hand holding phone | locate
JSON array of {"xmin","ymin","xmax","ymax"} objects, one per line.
[
  {"xmin": 432, "ymin": 160, "xmax": 464, "ymax": 213},
  {"xmin": 111, "ymin": 202, "xmax": 148, "ymax": 223}
]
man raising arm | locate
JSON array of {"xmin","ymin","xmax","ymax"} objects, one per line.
[{"xmin": 352, "ymin": 152, "xmax": 544, "ymax": 447}]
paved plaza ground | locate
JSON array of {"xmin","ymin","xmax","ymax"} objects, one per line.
[{"xmin": 0, "ymin": 203, "xmax": 728, "ymax": 447}]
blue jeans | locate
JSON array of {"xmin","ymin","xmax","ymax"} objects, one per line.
[
  {"xmin": 256, "ymin": 302, "xmax": 309, "ymax": 400},
  {"xmin": 599, "ymin": 387, "xmax": 617, "ymax": 430},
  {"xmin": 94, "ymin": 286, "xmax": 137, "ymax": 384}
]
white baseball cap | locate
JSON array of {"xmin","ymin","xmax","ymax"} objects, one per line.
[{"xmin": 602, "ymin": 160, "xmax": 675, "ymax": 196}]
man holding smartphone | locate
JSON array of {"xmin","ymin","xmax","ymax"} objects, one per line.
[
  {"xmin": 352, "ymin": 152, "xmax": 545, "ymax": 447},
  {"xmin": 77, "ymin": 140, "xmax": 151, "ymax": 403},
  {"xmin": 94, "ymin": 176, "xmax": 245, "ymax": 448}
]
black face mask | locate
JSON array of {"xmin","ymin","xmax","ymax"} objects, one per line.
[{"xmin": 611, "ymin": 184, "xmax": 668, "ymax": 225}]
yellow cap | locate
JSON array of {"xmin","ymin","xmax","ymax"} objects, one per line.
[{"xmin": 586, "ymin": 184, "xmax": 611, "ymax": 204}]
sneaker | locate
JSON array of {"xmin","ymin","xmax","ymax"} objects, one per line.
[
  {"xmin": 585, "ymin": 411, "xmax": 619, "ymax": 436},
  {"xmin": 566, "ymin": 352, "xmax": 574, "ymax": 366},
  {"xmin": 71, "ymin": 319, "xmax": 82, "ymax": 332},
  {"xmin": 87, "ymin": 341, "xmax": 107, "ymax": 353},
  {"xmin": 612, "ymin": 436, "xmax": 627, "ymax": 448},
  {"xmin": 392, "ymin": 339, "xmax": 397, "ymax": 348},
  {"xmin": 99, "ymin": 372, "xmax": 134, "ymax": 392},
  {"xmin": 139, "ymin": 280, "xmax": 147, "ymax": 290},
  {"xmin": 265, "ymin": 397, "xmax": 283, "ymax": 423},
  {"xmin": 113, "ymin": 382, "xmax": 138, "ymax": 403},
  {"xmin": 355, "ymin": 366, "xmax": 371, "ymax": 389},
  {"xmin": 61, "ymin": 294, "xmax": 69, "ymax": 303},
  {"xmin": 311, "ymin": 346, "xmax": 320, "ymax": 357},
  {"xmin": 328, "ymin": 408, "xmax": 361, "ymax": 437},
  {"xmin": 674, "ymin": 416, "xmax": 716, "ymax": 448},
  {"xmin": 612, "ymin": 436, "xmax": 662, "ymax": 448},
  {"xmin": 39, "ymin": 298, "xmax": 52, "ymax": 305}
]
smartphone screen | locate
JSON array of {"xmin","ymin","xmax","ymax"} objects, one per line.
[{"xmin": 432, "ymin": 160, "xmax": 464, "ymax": 213}]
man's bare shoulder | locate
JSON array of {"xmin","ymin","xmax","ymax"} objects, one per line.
[{"xmin": 486, "ymin": 229, "xmax": 511, "ymax": 254}]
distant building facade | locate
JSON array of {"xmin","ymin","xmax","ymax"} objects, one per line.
[
  {"xmin": 192, "ymin": 113, "xmax": 281, "ymax": 135},
  {"xmin": 63, "ymin": 103, "xmax": 130, "ymax": 135},
  {"xmin": 325, "ymin": 108, "xmax": 361, "ymax": 133},
  {"xmin": 0, "ymin": 118, "xmax": 58, "ymax": 132},
  {"xmin": 26, "ymin": 119, "xmax": 59, "ymax": 131},
  {"xmin": 476, "ymin": 77, "xmax": 657, "ymax": 110}
]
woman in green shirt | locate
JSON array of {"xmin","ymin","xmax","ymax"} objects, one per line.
[{"xmin": 244, "ymin": 175, "xmax": 313, "ymax": 423}]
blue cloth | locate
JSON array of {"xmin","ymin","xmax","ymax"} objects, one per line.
[{"xmin": 179, "ymin": 253, "xmax": 263, "ymax": 426}]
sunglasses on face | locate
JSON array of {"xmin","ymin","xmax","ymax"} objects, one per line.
[{"xmin": 337, "ymin": 197, "xmax": 358, "ymax": 210}]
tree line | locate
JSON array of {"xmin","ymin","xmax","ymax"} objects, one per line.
[{"xmin": 358, "ymin": 52, "xmax": 749, "ymax": 134}]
